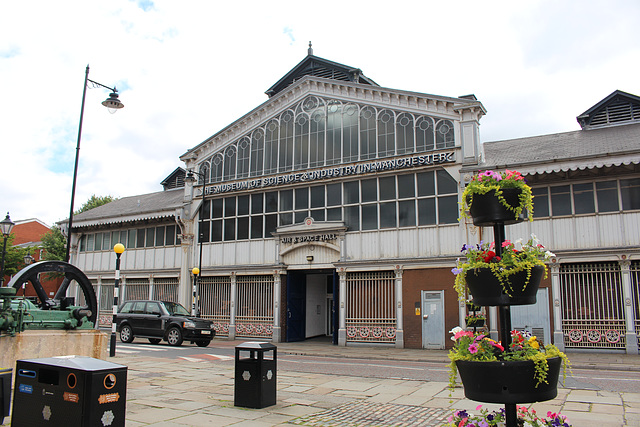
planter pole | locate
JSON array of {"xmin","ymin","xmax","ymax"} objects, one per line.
[{"xmin": 493, "ymin": 222, "xmax": 517, "ymax": 427}]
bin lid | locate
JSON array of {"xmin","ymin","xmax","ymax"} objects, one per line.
[
  {"xmin": 235, "ymin": 341, "xmax": 276, "ymax": 350},
  {"xmin": 17, "ymin": 355, "xmax": 126, "ymax": 371}
]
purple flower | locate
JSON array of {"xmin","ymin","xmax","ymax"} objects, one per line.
[{"xmin": 451, "ymin": 267, "xmax": 463, "ymax": 275}]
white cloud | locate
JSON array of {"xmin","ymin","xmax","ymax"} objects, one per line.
[{"xmin": 1, "ymin": 0, "xmax": 639, "ymax": 226}]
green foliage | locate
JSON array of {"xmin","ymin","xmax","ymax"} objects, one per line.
[
  {"xmin": 41, "ymin": 226, "xmax": 66, "ymax": 261},
  {"xmin": 452, "ymin": 235, "xmax": 554, "ymax": 301},
  {"xmin": 1, "ymin": 234, "xmax": 34, "ymax": 278},
  {"xmin": 75, "ymin": 194, "xmax": 116, "ymax": 214},
  {"xmin": 460, "ymin": 169, "xmax": 534, "ymax": 222}
]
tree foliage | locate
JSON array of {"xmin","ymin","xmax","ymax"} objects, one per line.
[
  {"xmin": 41, "ymin": 226, "xmax": 66, "ymax": 261},
  {"xmin": 75, "ymin": 194, "xmax": 116, "ymax": 214},
  {"xmin": 1, "ymin": 234, "xmax": 34, "ymax": 279}
]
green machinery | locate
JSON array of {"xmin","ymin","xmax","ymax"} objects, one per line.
[{"xmin": 1, "ymin": 261, "xmax": 98, "ymax": 336}]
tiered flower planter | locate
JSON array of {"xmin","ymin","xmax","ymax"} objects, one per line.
[{"xmin": 460, "ymin": 191, "xmax": 558, "ymax": 426}]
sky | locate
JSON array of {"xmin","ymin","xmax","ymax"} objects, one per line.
[{"xmin": 1, "ymin": 0, "xmax": 639, "ymax": 227}]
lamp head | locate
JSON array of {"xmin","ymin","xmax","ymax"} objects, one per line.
[
  {"xmin": 102, "ymin": 91, "xmax": 124, "ymax": 114},
  {"xmin": 0, "ymin": 212, "xmax": 15, "ymax": 237},
  {"xmin": 24, "ymin": 253, "xmax": 34, "ymax": 265},
  {"xmin": 192, "ymin": 267, "xmax": 200, "ymax": 276},
  {"xmin": 184, "ymin": 171, "xmax": 196, "ymax": 184},
  {"xmin": 113, "ymin": 243, "xmax": 125, "ymax": 254}
]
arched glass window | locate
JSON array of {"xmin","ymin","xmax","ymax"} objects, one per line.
[
  {"xmin": 279, "ymin": 110, "xmax": 295, "ymax": 172},
  {"xmin": 250, "ymin": 129, "xmax": 264, "ymax": 177},
  {"xmin": 416, "ymin": 116, "xmax": 435, "ymax": 151},
  {"xmin": 309, "ymin": 108, "xmax": 325, "ymax": 168},
  {"xmin": 326, "ymin": 101, "xmax": 342, "ymax": 166},
  {"xmin": 237, "ymin": 137, "xmax": 250, "ymax": 179},
  {"xmin": 211, "ymin": 153, "xmax": 224, "ymax": 183},
  {"xmin": 294, "ymin": 113, "xmax": 310, "ymax": 170},
  {"xmin": 343, "ymin": 104, "xmax": 359, "ymax": 162},
  {"xmin": 396, "ymin": 113, "xmax": 415, "ymax": 155},
  {"xmin": 223, "ymin": 145, "xmax": 236, "ymax": 181},
  {"xmin": 435, "ymin": 120, "xmax": 454, "ymax": 149},
  {"xmin": 264, "ymin": 119, "xmax": 279, "ymax": 175},
  {"xmin": 359, "ymin": 106, "xmax": 376, "ymax": 160},
  {"xmin": 377, "ymin": 109, "xmax": 395, "ymax": 158}
]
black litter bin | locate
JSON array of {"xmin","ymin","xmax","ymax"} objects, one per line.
[
  {"xmin": 11, "ymin": 356, "xmax": 127, "ymax": 427},
  {"xmin": 234, "ymin": 341, "xmax": 276, "ymax": 408},
  {"xmin": 1, "ymin": 368, "xmax": 11, "ymax": 425}
]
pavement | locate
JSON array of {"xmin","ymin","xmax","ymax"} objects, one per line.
[{"xmin": 2, "ymin": 339, "xmax": 640, "ymax": 426}]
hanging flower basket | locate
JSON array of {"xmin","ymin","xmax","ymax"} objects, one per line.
[
  {"xmin": 466, "ymin": 264, "xmax": 545, "ymax": 306},
  {"xmin": 468, "ymin": 188, "xmax": 528, "ymax": 227},
  {"xmin": 465, "ymin": 301, "xmax": 481, "ymax": 312},
  {"xmin": 455, "ymin": 357, "xmax": 562, "ymax": 404},
  {"xmin": 465, "ymin": 316, "xmax": 485, "ymax": 328},
  {"xmin": 460, "ymin": 170, "xmax": 533, "ymax": 227}
]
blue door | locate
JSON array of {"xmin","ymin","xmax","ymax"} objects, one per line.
[{"xmin": 286, "ymin": 271, "xmax": 306, "ymax": 342}]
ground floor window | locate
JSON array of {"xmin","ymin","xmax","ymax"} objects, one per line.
[
  {"xmin": 346, "ymin": 271, "xmax": 396, "ymax": 343},
  {"xmin": 560, "ymin": 262, "xmax": 626, "ymax": 349}
]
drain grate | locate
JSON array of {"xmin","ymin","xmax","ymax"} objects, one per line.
[{"xmin": 291, "ymin": 400, "xmax": 451, "ymax": 426}]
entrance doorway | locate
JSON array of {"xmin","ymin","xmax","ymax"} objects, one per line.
[
  {"xmin": 286, "ymin": 271, "xmax": 336, "ymax": 342},
  {"xmin": 421, "ymin": 290, "xmax": 445, "ymax": 349}
]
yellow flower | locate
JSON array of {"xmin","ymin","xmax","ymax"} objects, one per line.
[{"xmin": 528, "ymin": 336, "xmax": 539, "ymax": 349}]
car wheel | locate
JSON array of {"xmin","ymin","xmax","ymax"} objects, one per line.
[
  {"xmin": 148, "ymin": 338, "xmax": 161, "ymax": 345},
  {"xmin": 195, "ymin": 340, "xmax": 210, "ymax": 347},
  {"xmin": 166, "ymin": 327, "xmax": 183, "ymax": 346},
  {"xmin": 120, "ymin": 325, "xmax": 134, "ymax": 343}
]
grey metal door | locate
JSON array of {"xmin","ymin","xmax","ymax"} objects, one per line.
[
  {"xmin": 421, "ymin": 290, "xmax": 445, "ymax": 349},
  {"xmin": 511, "ymin": 288, "xmax": 550, "ymax": 345}
]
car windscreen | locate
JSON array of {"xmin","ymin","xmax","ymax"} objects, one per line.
[{"xmin": 162, "ymin": 302, "xmax": 191, "ymax": 316}]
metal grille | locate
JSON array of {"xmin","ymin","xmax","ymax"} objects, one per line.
[
  {"xmin": 560, "ymin": 262, "xmax": 626, "ymax": 349},
  {"xmin": 153, "ymin": 277, "xmax": 179, "ymax": 302},
  {"xmin": 98, "ymin": 280, "xmax": 115, "ymax": 328},
  {"xmin": 236, "ymin": 275, "xmax": 274, "ymax": 338},
  {"xmin": 631, "ymin": 261, "xmax": 640, "ymax": 348},
  {"xmin": 123, "ymin": 278, "xmax": 150, "ymax": 301},
  {"xmin": 346, "ymin": 271, "xmax": 397, "ymax": 343},
  {"xmin": 199, "ymin": 276, "xmax": 232, "ymax": 336}
]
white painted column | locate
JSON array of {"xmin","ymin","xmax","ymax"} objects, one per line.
[
  {"xmin": 619, "ymin": 257, "xmax": 639, "ymax": 354},
  {"xmin": 229, "ymin": 272, "xmax": 237, "ymax": 340},
  {"xmin": 338, "ymin": 268, "xmax": 347, "ymax": 346},
  {"xmin": 489, "ymin": 306, "xmax": 498, "ymax": 341},
  {"xmin": 272, "ymin": 270, "xmax": 282, "ymax": 343},
  {"xmin": 394, "ymin": 265, "xmax": 404, "ymax": 348},
  {"xmin": 550, "ymin": 260, "xmax": 565, "ymax": 351}
]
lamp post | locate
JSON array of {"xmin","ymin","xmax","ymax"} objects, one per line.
[
  {"xmin": 0, "ymin": 213, "xmax": 16, "ymax": 286},
  {"xmin": 65, "ymin": 65, "xmax": 124, "ymax": 263},
  {"xmin": 184, "ymin": 170, "xmax": 209, "ymax": 315},
  {"xmin": 191, "ymin": 267, "xmax": 200, "ymax": 316},
  {"xmin": 110, "ymin": 243, "xmax": 125, "ymax": 357}
]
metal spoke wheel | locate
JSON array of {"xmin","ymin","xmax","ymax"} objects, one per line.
[{"xmin": 6, "ymin": 261, "xmax": 98, "ymax": 326}]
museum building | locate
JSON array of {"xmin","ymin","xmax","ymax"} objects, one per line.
[{"xmin": 65, "ymin": 47, "xmax": 640, "ymax": 353}]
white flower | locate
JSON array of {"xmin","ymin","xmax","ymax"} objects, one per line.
[
  {"xmin": 544, "ymin": 250, "xmax": 555, "ymax": 259},
  {"xmin": 530, "ymin": 233, "xmax": 540, "ymax": 246},
  {"xmin": 514, "ymin": 238, "xmax": 523, "ymax": 251}
]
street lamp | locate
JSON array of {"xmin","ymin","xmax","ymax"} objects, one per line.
[
  {"xmin": 65, "ymin": 65, "xmax": 124, "ymax": 263},
  {"xmin": 110, "ymin": 243, "xmax": 125, "ymax": 357},
  {"xmin": 0, "ymin": 212, "xmax": 16, "ymax": 286},
  {"xmin": 184, "ymin": 169, "xmax": 209, "ymax": 313}
]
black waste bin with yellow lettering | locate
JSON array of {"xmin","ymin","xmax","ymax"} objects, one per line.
[
  {"xmin": 11, "ymin": 356, "xmax": 127, "ymax": 426},
  {"xmin": 234, "ymin": 342, "xmax": 276, "ymax": 408},
  {"xmin": 0, "ymin": 367, "xmax": 11, "ymax": 425}
]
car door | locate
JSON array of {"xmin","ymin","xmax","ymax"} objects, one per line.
[
  {"xmin": 128, "ymin": 301, "xmax": 147, "ymax": 335},
  {"xmin": 144, "ymin": 302, "xmax": 164, "ymax": 337}
]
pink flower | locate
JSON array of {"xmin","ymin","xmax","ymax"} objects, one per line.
[
  {"xmin": 454, "ymin": 330, "xmax": 474, "ymax": 340},
  {"xmin": 468, "ymin": 343, "xmax": 479, "ymax": 353},
  {"xmin": 502, "ymin": 240, "xmax": 511, "ymax": 248}
]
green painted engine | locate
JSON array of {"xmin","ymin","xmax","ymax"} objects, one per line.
[{"xmin": 0, "ymin": 261, "xmax": 98, "ymax": 336}]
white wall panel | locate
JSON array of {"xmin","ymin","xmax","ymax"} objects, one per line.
[
  {"xmin": 360, "ymin": 232, "xmax": 380, "ymax": 260},
  {"xmin": 418, "ymin": 228, "xmax": 440, "ymax": 257},
  {"xmin": 398, "ymin": 229, "xmax": 418, "ymax": 257},
  {"xmin": 574, "ymin": 217, "xmax": 599, "ymax": 247},
  {"xmin": 379, "ymin": 230, "xmax": 398, "ymax": 258},
  {"xmin": 598, "ymin": 215, "xmax": 623, "ymax": 247},
  {"xmin": 438, "ymin": 226, "xmax": 461, "ymax": 256},
  {"xmin": 622, "ymin": 212, "xmax": 640, "ymax": 246},
  {"xmin": 551, "ymin": 218, "xmax": 575, "ymax": 250},
  {"xmin": 344, "ymin": 234, "xmax": 362, "ymax": 261}
]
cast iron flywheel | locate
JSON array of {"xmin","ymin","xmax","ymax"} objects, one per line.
[{"xmin": 6, "ymin": 261, "xmax": 98, "ymax": 326}]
